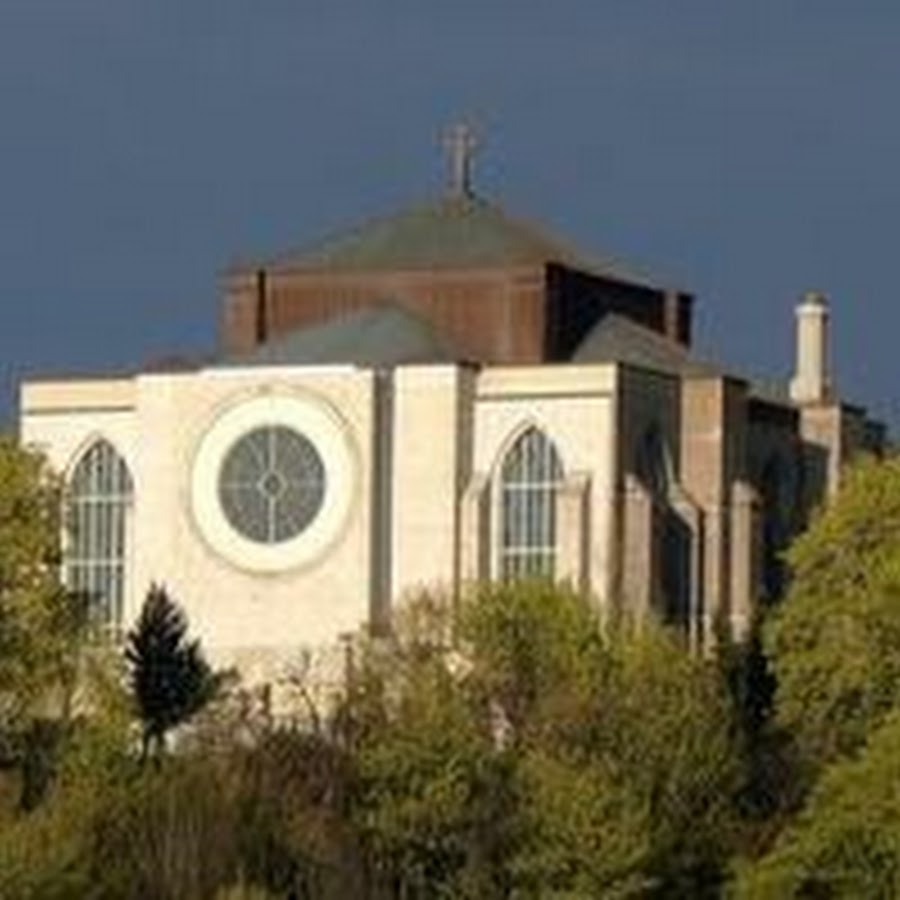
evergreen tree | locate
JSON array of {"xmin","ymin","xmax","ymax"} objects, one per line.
[{"xmin": 125, "ymin": 584, "xmax": 219, "ymax": 763}]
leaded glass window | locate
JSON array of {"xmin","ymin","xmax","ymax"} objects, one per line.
[
  {"xmin": 218, "ymin": 426, "xmax": 326, "ymax": 545},
  {"xmin": 499, "ymin": 427, "xmax": 563, "ymax": 579},
  {"xmin": 66, "ymin": 440, "xmax": 133, "ymax": 630}
]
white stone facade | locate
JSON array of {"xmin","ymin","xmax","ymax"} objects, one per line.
[{"xmin": 20, "ymin": 361, "xmax": 619, "ymax": 688}]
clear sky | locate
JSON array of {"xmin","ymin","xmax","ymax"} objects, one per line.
[{"xmin": 2, "ymin": 2, "xmax": 898, "ymax": 428}]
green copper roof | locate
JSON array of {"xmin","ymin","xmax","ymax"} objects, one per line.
[
  {"xmin": 228, "ymin": 303, "xmax": 458, "ymax": 368},
  {"xmin": 573, "ymin": 314, "xmax": 720, "ymax": 376},
  {"xmin": 269, "ymin": 192, "xmax": 658, "ymax": 287}
]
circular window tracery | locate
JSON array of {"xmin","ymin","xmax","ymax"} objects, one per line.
[
  {"xmin": 217, "ymin": 426, "xmax": 326, "ymax": 545},
  {"xmin": 190, "ymin": 393, "xmax": 357, "ymax": 573}
]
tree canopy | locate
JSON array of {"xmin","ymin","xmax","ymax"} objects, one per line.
[
  {"xmin": 346, "ymin": 582, "xmax": 740, "ymax": 898},
  {"xmin": 735, "ymin": 711, "xmax": 900, "ymax": 899},
  {"xmin": 766, "ymin": 456, "xmax": 900, "ymax": 774},
  {"xmin": 0, "ymin": 437, "xmax": 73, "ymax": 726},
  {"xmin": 736, "ymin": 455, "xmax": 900, "ymax": 894},
  {"xmin": 3, "ymin": 451, "xmax": 900, "ymax": 896}
]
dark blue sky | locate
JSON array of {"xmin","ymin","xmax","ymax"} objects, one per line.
[{"xmin": 2, "ymin": 2, "xmax": 898, "ymax": 428}]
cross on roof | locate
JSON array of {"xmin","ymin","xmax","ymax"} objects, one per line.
[{"xmin": 443, "ymin": 122, "xmax": 478, "ymax": 197}]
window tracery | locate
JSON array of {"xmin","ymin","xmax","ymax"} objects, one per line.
[
  {"xmin": 499, "ymin": 427, "xmax": 564, "ymax": 579},
  {"xmin": 66, "ymin": 440, "xmax": 133, "ymax": 630}
]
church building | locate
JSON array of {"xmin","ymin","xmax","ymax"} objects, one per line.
[{"xmin": 19, "ymin": 131, "xmax": 884, "ymax": 691}]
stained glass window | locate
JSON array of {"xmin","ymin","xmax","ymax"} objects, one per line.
[
  {"xmin": 499, "ymin": 428, "xmax": 563, "ymax": 579},
  {"xmin": 218, "ymin": 426, "xmax": 326, "ymax": 544},
  {"xmin": 66, "ymin": 440, "xmax": 133, "ymax": 629}
]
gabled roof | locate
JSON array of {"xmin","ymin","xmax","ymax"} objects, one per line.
[
  {"xmin": 227, "ymin": 303, "xmax": 459, "ymax": 368},
  {"xmin": 572, "ymin": 314, "xmax": 721, "ymax": 377},
  {"xmin": 267, "ymin": 192, "xmax": 660, "ymax": 288}
]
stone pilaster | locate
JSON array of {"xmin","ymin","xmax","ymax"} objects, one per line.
[
  {"xmin": 729, "ymin": 480, "xmax": 760, "ymax": 641},
  {"xmin": 622, "ymin": 473, "xmax": 654, "ymax": 620},
  {"xmin": 557, "ymin": 472, "xmax": 591, "ymax": 593},
  {"xmin": 460, "ymin": 474, "xmax": 491, "ymax": 583}
]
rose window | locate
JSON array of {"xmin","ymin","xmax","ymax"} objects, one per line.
[{"xmin": 217, "ymin": 426, "xmax": 326, "ymax": 544}]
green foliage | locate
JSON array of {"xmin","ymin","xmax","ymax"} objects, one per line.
[
  {"xmin": 58, "ymin": 649, "xmax": 134, "ymax": 794},
  {"xmin": 0, "ymin": 756, "xmax": 242, "ymax": 900},
  {"xmin": 0, "ymin": 643, "xmax": 135, "ymax": 897},
  {"xmin": 0, "ymin": 437, "xmax": 73, "ymax": 726},
  {"xmin": 511, "ymin": 749, "xmax": 653, "ymax": 899},
  {"xmin": 728, "ymin": 456, "xmax": 900, "ymax": 892},
  {"xmin": 766, "ymin": 456, "xmax": 900, "ymax": 774},
  {"xmin": 125, "ymin": 583, "xmax": 220, "ymax": 760},
  {"xmin": 460, "ymin": 579, "xmax": 606, "ymax": 743},
  {"xmin": 717, "ymin": 626, "xmax": 801, "ymax": 863},
  {"xmin": 0, "ymin": 438, "xmax": 94, "ymax": 813},
  {"xmin": 236, "ymin": 729, "xmax": 362, "ymax": 898},
  {"xmin": 91, "ymin": 758, "xmax": 243, "ymax": 899},
  {"xmin": 345, "ymin": 583, "xmax": 740, "ymax": 898},
  {"xmin": 461, "ymin": 583, "xmax": 738, "ymax": 897},
  {"xmin": 20, "ymin": 495, "xmax": 900, "ymax": 900},
  {"xmin": 605, "ymin": 626, "xmax": 739, "ymax": 895},
  {"xmin": 347, "ymin": 595, "xmax": 510, "ymax": 898},
  {"xmin": 0, "ymin": 787, "xmax": 96, "ymax": 899},
  {"xmin": 735, "ymin": 711, "xmax": 900, "ymax": 899}
]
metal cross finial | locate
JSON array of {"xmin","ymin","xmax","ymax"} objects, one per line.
[{"xmin": 443, "ymin": 122, "xmax": 478, "ymax": 196}]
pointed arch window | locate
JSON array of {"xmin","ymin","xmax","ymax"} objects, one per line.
[
  {"xmin": 66, "ymin": 440, "xmax": 133, "ymax": 630},
  {"xmin": 499, "ymin": 427, "xmax": 564, "ymax": 579}
]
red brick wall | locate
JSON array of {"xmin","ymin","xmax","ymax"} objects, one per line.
[
  {"xmin": 221, "ymin": 261, "xmax": 692, "ymax": 363},
  {"xmin": 222, "ymin": 265, "xmax": 548, "ymax": 363}
]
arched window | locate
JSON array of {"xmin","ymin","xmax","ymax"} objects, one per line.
[
  {"xmin": 499, "ymin": 427, "xmax": 564, "ymax": 579},
  {"xmin": 66, "ymin": 440, "xmax": 133, "ymax": 630}
]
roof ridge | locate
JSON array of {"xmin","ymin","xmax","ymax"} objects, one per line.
[
  {"xmin": 251, "ymin": 191, "xmax": 661, "ymax": 286},
  {"xmin": 268, "ymin": 192, "xmax": 498, "ymax": 270}
]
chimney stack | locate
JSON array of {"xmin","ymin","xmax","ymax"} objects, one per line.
[{"xmin": 789, "ymin": 291, "xmax": 832, "ymax": 405}]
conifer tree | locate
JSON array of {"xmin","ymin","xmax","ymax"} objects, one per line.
[{"xmin": 125, "ymin": 584, "xmax": 219, "ymax": 763}]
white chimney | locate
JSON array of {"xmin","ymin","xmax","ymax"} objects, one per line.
[{"xmin": 789, "ymin": 291, "xmax": 832, "ymax": 405}]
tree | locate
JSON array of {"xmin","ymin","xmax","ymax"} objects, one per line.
[
  {"xmin": 235, "ymin": 728, "xmax": 364, "ymax": 900},
  {"xmin": 765, "ymin": 456, "xmax": 900, "ymax": 777},
  {"xmin": 460, "ymin": 581, "xmax": 739, "ymax": 897},
  {"xmin": 0, "ymin": 437, "xmax": 74, "ymax": 726},
  {"xmin": 125, "ymin": 584, "xmax": 220, "ymax": 763},
  {"xmin": 344, "ymin": 583, "xmax": 740, "ymax": 898},
  {"xmin": 0, "ymin": 437, "xmax": 96, "ymax": 813},
  {"xmin": 727, "ymin": 456, "xmax": 900, "ymax": 888},
  {"xmin": 88, "ymin": 757, "xmax": 243, "ymax": 900},
  {"xmin": 735, "ymin": 710, "xmax": 900, "ymax": 899},
  {"xmin": 345, "ymin": 593, "xmax": 509, "ymax": 899}
]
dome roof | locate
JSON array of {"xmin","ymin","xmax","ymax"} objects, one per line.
[{"xmin": 267, "ymin": 192, "xmax": 658, "ymax": 287}]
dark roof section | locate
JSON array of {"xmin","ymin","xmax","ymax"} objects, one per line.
[
  {"xmin": 572, "ymin": 314, "xmax": 722, "ymax": 377},
  {"xmin": 748, "ymin": 377, "xmax": 792, "ymax": 406},
  {"xmin": 267, "ymin": 192, "xmax": 661, "ymax": 288},
  {"xmin": 226, "ymin": 303, "xmax": 459, "ymax": 368}
]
